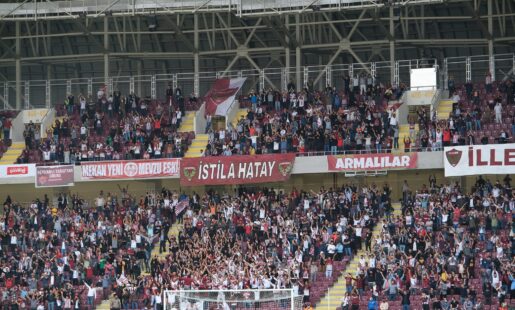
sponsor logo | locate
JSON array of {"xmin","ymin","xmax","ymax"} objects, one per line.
[
  {"xmin": 445, "ymin": 148, "xmax": 462, "ymax": 167},
  {"xmin": 7, "ymin": 166, "xmax": 28, "ymax": 175},
  {"xmin": 278, "ymin": 162, "xmax": 293, "ymax": 177},
  {"xmin": 183, "ymin": 167, "xmax": 197, "ymax": 181},
  {"xmin": 123, "ymin": 162, "xmax": 138, "ymax": 177}
]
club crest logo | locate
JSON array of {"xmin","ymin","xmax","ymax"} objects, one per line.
[
  {"xmin": 445, "ymin": 148, "xmax": 462, "ymax": 167},
  {"xmin": 123, "ymin": 162, "xmax": 138, "ymax": 177},
  {"xmin": 183, "ymin": 167, "xmax": 197, "ymax": 181},
  {"xmin": 278, "ymin": 162, "xmax": 293, "ymax": 177}
]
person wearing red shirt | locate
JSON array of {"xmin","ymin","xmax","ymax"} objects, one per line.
[{"xmin": 3, "ymin": 117, "xmax": 11, "ymax": 142}]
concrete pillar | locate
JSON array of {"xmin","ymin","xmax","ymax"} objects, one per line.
[
  {"xmin": 389, "ymin": 6, "xmax": 395, "ymax": 85},
  {"xmin": 295, "ymin": 14, "xmax": 301, "ymax": 90},
  {"xmin": 285, "ymin": 15, "xmax": 290, "ymax": 80},
  {"xmin": 194, "ymin": 13, "xmax": 200, "ymax": 96},
  {"xmin": 104, "ymin": 16, "xmax": 110, "ymax": 88},
  {"xmin": 136, "ymin": 17, "xmax": 142, "ymax": 95},
  {"xmin": 487, "ymin": 0, "xmax": 495, "ymax": 81},
  {"xmin": 15, "ymin": 21, "xmax": 21, "ymax": 110}
]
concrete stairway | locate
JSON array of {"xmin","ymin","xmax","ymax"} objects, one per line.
[
  {"xmin": 397, "ymin": 124, "xmax": 419, "ymax": 152},
  {"xmin": 0, "ymin": 142, "xmax": 25, "ymax": 165},
  {"xmin": 436, "ymin": 99, "xmax": 453, "ymax": 120},
  {"xmin": 178, "ymin": 112, "xmax": 195, "ymax": 133},
  {"xmin": 150, "ymin": 223, "xmax": 183, "ymax": 259},
  {"xmin": 315, "ymin": 203, "xmax": 402, "ymax": 309},
  {"xmin": 95, "ymin": 299, "xmax": 111, "ymax": 310},
  {"xmin": 231, "ymin": 108, "xmax": 248, "ymax": 127},
  {"xmin": 184, "ymin": 134, "xmax": 208, "ymax": 158}
]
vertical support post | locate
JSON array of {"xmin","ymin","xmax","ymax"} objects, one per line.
[
  {"xmin": 129, "ymin": 76, "xmax": 135, "ymax": 95},
  {"xmin": 3, "ymin": 82, "xmax": 8, "ymax": 110},
  {"xmin": 193, "ymin": 73, "xmax": 199, "ymax": 98},
  {"xmin": 487, "ymin": 0, "xmax": 495, "ymax": 80},
  {"xmin": 46, "ymin": 64, "xmax": 53, "ymax": 105},
  {"xmin": 104, "ymin": 15, "xmax": 110, "ymax": 88},
  {"xmin": 15, "ymin": 21, "xmax": 21, "ymax": 110},
  {"xmin": 136, "ymin": 17, "xmax": 142, "ymax": 95},
  {"xmin": 303, "ymin": 67, "xmax": 308, "ymax": 88},
  {"xmin": 260, "ymin": 69, "xmax": 265, "ymax": 92},
  {"xmin": 45, "ymin": 80, "xmax": 51, "ymax": 108},
  {"xmin": 87, "ymin": 78, "xmax": 93, "ymax": 97},
  {"xmin": 295, "ymin": 14, "xmax": 301, "ymax": 90},
  {"xmin": 151, "ymin": 75, "xmax": 156, "ymax": 99},
  {"xmin": 172, "ymin": 74, "xmax": 178, "ymax": 92},
  {"xmin": 66, "ymin": 80, "xmax": 72, "ymax": 95},
  {"xmin": 290, "ymin": 289, "xmax": 294, "ymax": 310},
  {"xmin": 371, "ymin": 62, "xmax": 377, "ymax": 84},
  {"xmin": 325, "ymin": 65, "xmax": 332, "ymax": 87},
  {"xmin": 394, "ymin": 61, "xmax": 400, "ymax": 86},
  {"xmin": 108, "ymin": 78, "xmax": 113, "ymax": 95},
  {"xmin": 443, "ymin": 58, "xmax": 448, "ymax": 90},
  {"xmin": 285, "ymin": 15, "xmax": 290, "ymax": 82},
  {"xmin": 194, "ymin": 13, "xmax": 200, "ymax": 96},
  {"xmin": 389, "ymin": 6, "xmax": 395, "ymax": 85},
  {"xmin": 281, "ymin": 68, "xmax": 287, "ymax": 91},
  {"xmin": 466, "ymin": 56, "xmax": 472, "ymax": 82},
  {"xmin": 24, "ymin": 81, "xmax": 30, "ymax": 109},
  {"xmin": 349, "ymin": 63, "xmax": 354, "ymax": 82}
]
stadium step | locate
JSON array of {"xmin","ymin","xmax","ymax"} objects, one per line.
[
  {"xmin": 0, "ymin": 142, "xmax": 25, "ymax": 165},
  {"xmin": 395, "ymin": 124, "xmax": 419, "ymax": 153},
  {"xmin": 95, "ymin": 299, "xmax": 111, "ymax": 310},
  {"xmin": 150, "ymin": 223, "xmax": 183, "ymax": 259},
  {"xmin": 178, "ymin": 111, "xmax": 196, "ymax": 133},
  {"xmin": 436, "ymin": 99, "xmax": 453, "ymax": 120},
  {"xmin": 184, "ymin": 134, "xmax": 209, "ymax": 158},
  {"xmin": 315, "ymin": 203, "xmax": 402, "ymax": 310}
]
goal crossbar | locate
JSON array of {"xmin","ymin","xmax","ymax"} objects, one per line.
[{"xmin": 163, "ymin": 289, "xmax": 302, "ymax": 310}]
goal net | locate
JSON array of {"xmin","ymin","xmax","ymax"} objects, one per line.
[{"xmin": 163, "ymin": 289, "xmax": 303, "ymax": 310}]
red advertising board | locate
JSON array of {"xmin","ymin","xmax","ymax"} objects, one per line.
[
  {"xmin": 180, "ymin": 154, "xmax": 296, "ymax": 186},
  {"xmin": 35, "ymin": 165, "xmax": 74, "ymax": 188},
  {"xmin": 0, "ymin": 164, "xmax": 36, "ymax": 178},
  {"xmin": 327, "ymin": 153, "xmax": 418, "ymax": 171},
  {"xmin": 80, "ymin": 158, "xmax": 180, "ymax": 180}
]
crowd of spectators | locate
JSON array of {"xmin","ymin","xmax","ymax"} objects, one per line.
[
  {"xmin": 202, "ymin": 75, "xmax": 515, "ymax": 157},
  {"xmin": 201, "ymin": 76, "xmax": 410, "ymax": 157},
  {"xmin": 16, "ymin": 85, "xmax": 199, "ymax": 165},
  {"xmin": 340, "ymin": 175, "xmax": 514, "ymax": 310},
  {"xmin": 0, "ymin": 186, "xmax": 183, "ymax": 309},
  {"xmin": 422, "ymin": 75, "xmax": 515, "ymax": 149},
  {"xmin": 0, "ymin": 181, "xmax": 392, "ymax": 309},
  {"xmin": 153, "ymin": 183, "xmax": 390, "ymax": 307}
]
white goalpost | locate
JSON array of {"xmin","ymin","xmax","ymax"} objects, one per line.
[{"xmin": 163, "ymin": 289, "xmax": 303, "ymax": 310}]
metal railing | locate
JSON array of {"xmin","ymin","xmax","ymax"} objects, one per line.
[{"xmin": 1, "ymin": 53, "xmax": 514, "ymax": 111}]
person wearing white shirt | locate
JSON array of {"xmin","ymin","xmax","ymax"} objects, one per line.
[
  {"xmin": 84, "ymin": 281, "xmax": 97, "ymax": 306},
  {"xmin": 494, "ymin": 102, "xmax": 502, "ymax": 123}
]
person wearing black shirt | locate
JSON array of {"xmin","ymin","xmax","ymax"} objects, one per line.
[
  {"xmin": 400, "ymin": 289, "xmax": 411, "ymax": 310},
  {"xmin": 287, "ymin": 81, "xmax": 296, "ymax": 93},
  {"xmin": 483, "ymin": 282, "xmax": 492, "ymax": 305},
  {"xmin": 449, "ymin": 297, "xmax": 459, "ymax": 310},
  {"xmin": 432, "ymin": 297, "xmax": 441, "ymax": 309}
]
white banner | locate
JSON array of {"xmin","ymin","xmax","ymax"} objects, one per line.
[
  {"xmin": 0, "ymin": 164, "xmax": 36, "ymax": 179},
  {"xmin": 444, "ymin": 144, "xmax": 515, "ymax": 176}
]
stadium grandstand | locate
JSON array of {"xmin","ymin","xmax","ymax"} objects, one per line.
[{"xmin": 0, "ymin": 0, "xmax": 514, "ymax": 309}]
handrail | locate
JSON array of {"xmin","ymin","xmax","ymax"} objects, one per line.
[{"xmin": 430, "ymin": 89, "xmax": 442, "ymax": 113}]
